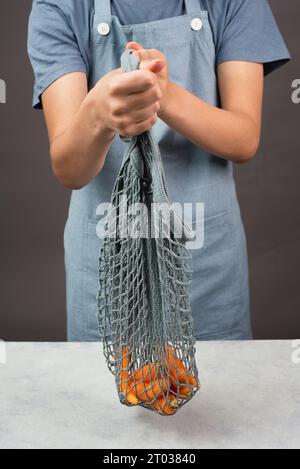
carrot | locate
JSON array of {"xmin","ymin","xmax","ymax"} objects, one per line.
[
  {"xmin": 166, "ymin": 344, "xmax": 200, "ymax": 389},
  {"xmin": 118, "ymin": 346, "xmax": 139, "ymax": 405},
  {"xmin": 189, "ymin": 375, "xmax": 196, "ymax": 386},
  {"xmin": 132, "ymin": 362, "xmax": 160, "ymax": 383},
  {"xmin": 152, "ymin": 395, "xmax": 178, "ymax": 415},
  {"xmin": 126, "ymin": 391, "xmax": 139, "ymax": 405},
  {"xmin": 134, "ymin": 379, "xmax": 168, "ymax": 402},
  {"xmin": 168, "ymin": 393, "xmax": 179, "ymax": 408},
  {"xmin": 165, "ymin": 346, "xmax": 188, "ymax": 385},
  {"xmin": 177, "ymin": 385, "xmax": 193, "ymax": 399},
  {"xmin": 118, "ymin": 346, "xmax": 128, "ymax": 393},
  {"xmin": 187, "ymin": 371, "xmax": 202, "ymax": 389},
  {"xmin": 170, "ymin": 377, "xmax": 193, "ymax": 399}
]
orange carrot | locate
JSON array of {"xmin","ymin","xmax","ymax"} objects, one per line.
[
  {"xmin": 168, "ymin": 393, "xmax": 179, "ymax": 408},
  {"xmin": 119, "ymin": 346, "xmax": 139, "ymax": 405},
  {"xmin": 177, "ymin": 385, "xmax": 193, "ymax": 399},
  {"xmin": 132, "ymin": 362, "xmax": 160, "ymax": 383},
  {"xmin": 126, "ymin": 392, "xmax": 139, "ymax": 405},
  {"xmin": 187, "ymin": 371, "xmax": 202, "ymax": 389},
  {"xmin": 189, "ymin": 375, "xmax": 196, "ymax": 386},
  {"xmin": 170, "ymin": 378, "xmax": 193, "ymax": 399},
  {"xmin": 165, "ymin": 346, "xmax": 188, "ymax": 385},
  {"xmin": 134, "ymin": 379, "xmax": 168, "ymax": 402},
  {"xmin": 166, "ymin": 344, "xmax": 201, "ymax": 390},
  {"xmin": 118, "ymin": 346, "xmax": 128, "ymax": 393},
  {"xmin": 152, "ymin": 395, "xmax": 178, "ymax": 415}
]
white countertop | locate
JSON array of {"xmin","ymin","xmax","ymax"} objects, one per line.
[{"xmin": 0, "ymin": 341, "xmax": 299, "ymax": 449}]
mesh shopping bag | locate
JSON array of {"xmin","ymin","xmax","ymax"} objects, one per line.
[{"xmin": 97, "ymin": 48, "xmax": 201, "ymax": 415}]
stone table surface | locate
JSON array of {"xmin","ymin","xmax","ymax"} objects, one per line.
[{"xmin": 0, "ymin": 341, "xmax": 299, "ymax": 449}]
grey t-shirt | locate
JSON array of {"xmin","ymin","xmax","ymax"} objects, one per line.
[{"xmin": 28, "ymin": 0, "xmax": 291, "ymax": 109}]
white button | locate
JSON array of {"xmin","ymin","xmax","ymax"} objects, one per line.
[
  {"xmin": 191, "ymin": 18, "xmax": 203, "ymax": 31},
  {"xmin": 97, "ymin": 22, "xmax": 110, "ymax": 36}
]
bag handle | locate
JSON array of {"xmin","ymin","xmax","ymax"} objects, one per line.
[{"xmin": 120, "ymin": 49, "xmax": 195, "ymax": 243}]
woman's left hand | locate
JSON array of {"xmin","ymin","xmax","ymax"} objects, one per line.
[{"xmin": 125, "ymin": 41, "xmax": 170, "ymax": 116}]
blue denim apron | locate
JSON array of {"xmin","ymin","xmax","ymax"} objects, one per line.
[{"xmin": 64, "ymin": 0, "xmax": 253, "ymax": 341}]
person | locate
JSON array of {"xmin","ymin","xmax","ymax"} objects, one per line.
[{"xmin": 27, "ymin": 0, "xmax": 290, "ymax": 341}]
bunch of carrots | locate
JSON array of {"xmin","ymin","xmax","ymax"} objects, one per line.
[{"xmin": 118, "ymin": 345, "xmax": 200, "ymax": 415}]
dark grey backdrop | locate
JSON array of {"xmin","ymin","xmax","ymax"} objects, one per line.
[{"xmin": 0, "ymin": 0, "xmax": 299, "ymax": 341}]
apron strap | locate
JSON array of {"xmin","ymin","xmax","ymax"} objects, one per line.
[
  {"xmin": 185, "ymin": 0, "xmax": 204, "ymax": 14},
  {"xmin": 94, "ymin": 0, "xmax": 111, "ymax": 17}
]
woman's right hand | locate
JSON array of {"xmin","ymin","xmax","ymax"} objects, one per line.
[
  {"xmin": 41, "ymin": 56, "xmax": 165, "ymax": 189},
  {"xmin": 92, "ymin": 59, "xmax": 165, "ymax": 138}
]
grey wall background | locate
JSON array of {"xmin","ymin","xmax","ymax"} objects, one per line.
[{"xmin": 0, "ymin": 0, "xmax": 299, "ymax": 341}]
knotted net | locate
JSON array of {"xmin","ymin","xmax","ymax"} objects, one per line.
[{"xmin": 97, "ymin": 48, "xmax": 201, "ymax": 415}]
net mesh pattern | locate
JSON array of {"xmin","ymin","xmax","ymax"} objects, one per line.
[{"xmin": 97, "ymin": 49, "xmax": 200, "ymax": 415}]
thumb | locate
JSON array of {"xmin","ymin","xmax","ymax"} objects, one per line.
[{"xmin": 142, "ymin": 59, "xmax": 166, "ymax": 74}]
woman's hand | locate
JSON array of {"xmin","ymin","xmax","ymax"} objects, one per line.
[
  {"xmin": 41, "ymin": 46, "xmax": 167, "ymax": 189},
  {"xmin": 126, "ymin": 41, "xmax": 170, "ymax": 117},
  {"xmin": 91, "ymin": 49, "xmax": 166, "ymax": 138},
  {"xmin": 41, "ymin": 43, "xmax": 169, "ymax": 189}
]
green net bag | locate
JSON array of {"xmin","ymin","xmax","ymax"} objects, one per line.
[{"xmin": 97, "ymin": 48, "xmax": 201, "ymax": 415}]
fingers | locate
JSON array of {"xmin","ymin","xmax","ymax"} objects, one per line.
[
  {"xmin": 119, "ymin": 113, "xmax": 158, "ymax": 137},
  {"xmin": 126, "ymin": 41, "xmax": 143, "ymax": 51},
  {"xmin": 130, "ymin": 101, "xmax": 160, "ymax": 123},
  {"xmin": 108, "ymin": 42, "xmax": 164, "ymax": 137},
  {"xmin": 109, "ymin": 69, "xmax": 159, "ymax": 96},
  {"xmin": 128, "ymin": 82, "xmax": 162, "ymax": 110},
  {"xmin": 133, "ymin": 48, "xmax": 155, "ymax": 61},
  {"xmin": 141, "ymin": 59, "xmax": 166, "ymax": 74},
  {"xmin": 109, "ymin": 88, "xmax": 161, "ymax": 136},
  {"xmin": 126, "ymin": 42, "xmax": 162, "ymax": 62},
  {"xmin": 134, "ymin": 49, "xmax": 152, "ymax": 61},
  {"xmin": 125, "ymin": 43, "xmax": 166, "ymax": 75},
  {"xmin": 111, "ymin": 84, "xmax": 162, "ymax": 116}
]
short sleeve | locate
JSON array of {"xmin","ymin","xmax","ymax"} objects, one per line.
[
  {"xmin": 216, "ymin": 0, "xmax": 291, "ymax": 75},
  {"xmin": 27, "ymin": 0, "xmax": 88, "ymax": 109}
]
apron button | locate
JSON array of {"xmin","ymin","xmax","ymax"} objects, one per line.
[
  {"xmin": 191, "ymin": 18, "xmax": 203, "ymax": 31},
  {"xmin": 97, "ymin": 22, "xmax": 110, "ymax": 36}
]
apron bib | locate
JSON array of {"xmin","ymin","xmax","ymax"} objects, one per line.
[{"xmin": 64, "ymin": 0, "xmax": 253, "ymax": 341}]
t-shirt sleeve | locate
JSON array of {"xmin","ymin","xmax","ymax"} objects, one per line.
[
  {"xmin": 216, "ymin": 0, "xmax": 291, "ymax": 75},
  {"xmin": 27, "ymin": 0, "xmax": 88, "ymax": 109}
]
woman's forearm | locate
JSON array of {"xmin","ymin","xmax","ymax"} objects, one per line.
[
  {"xmin": 48, "ymin": 62, "xmax": 163, "ymax": 190},
  {"xmin": 158, "ymin": 81, "xmax": 260, "ymax": 164},
  {"xmin": 49, "ymin": 72, "xmax": 259, "ymax": 191},
  {"xmin": 50, "ymin": 88, "xmax": 116, "ymax": 190}
]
